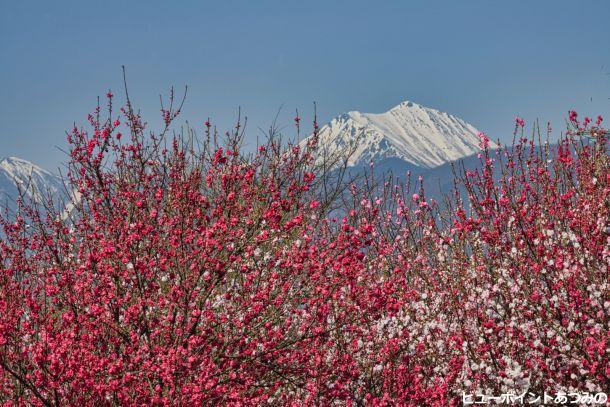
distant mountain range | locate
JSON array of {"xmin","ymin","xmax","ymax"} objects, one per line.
[{"xmin": 1, "ymin": 100, "xmax": 492, "ymax": 212}]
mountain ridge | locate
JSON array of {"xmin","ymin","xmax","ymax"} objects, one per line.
[
  {"xmin": 308, "ymin": 100, "xmax": 489, "ymax": 169},
  {"xmin": 0, "ymin": 156, "xmax": 64, "ymax": 210}
]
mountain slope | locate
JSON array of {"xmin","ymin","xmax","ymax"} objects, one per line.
[
  {"xmin": 310, "ymin": 100, "xmax": 486, "ymax": 168},
  {"xmin": 0, "ymin": 157, "xmax": 64, "ymax": 210}
]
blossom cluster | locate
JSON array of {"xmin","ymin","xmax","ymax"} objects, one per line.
[{"xmin": 0, "ymin": 92, "xmax": 607, "ymax": 405}]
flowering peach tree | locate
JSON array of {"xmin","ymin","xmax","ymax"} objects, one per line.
[{"xmin": 0, "ymin": 90, "xmax": 607, "ymax": 405}]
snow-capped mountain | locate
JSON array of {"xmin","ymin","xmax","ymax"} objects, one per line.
[
  {"xmin": 310, "ymin": 100, "xmax": 485, "ymax": 168},
  {"xmin": 0, "ymin": 156, "xmax": 64, "ymax": 210}
]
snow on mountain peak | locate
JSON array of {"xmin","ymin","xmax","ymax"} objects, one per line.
[
  {"xmin": 1, "ymin": 156, "xmax": 49, "ymax": 177},
  {"xmin": 309, "ymin": 100, "xmax": 488, "ymax": 168},
  {"xmin": 0, "ymin": 156, "xmax": 63, "ymax": 208}
]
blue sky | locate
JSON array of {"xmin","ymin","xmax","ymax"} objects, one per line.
[{"xmin": 1, "ymin": 0, "xmax": 609, "ymax": 170}]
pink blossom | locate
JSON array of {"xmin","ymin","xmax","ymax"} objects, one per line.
[
  {"xmin": 514, "ymin": 116, "xmax": 525, "ymax": 127},
  {"xmin": 569, "ymin": 109, "xmax": 578, "ymax": 123}
]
